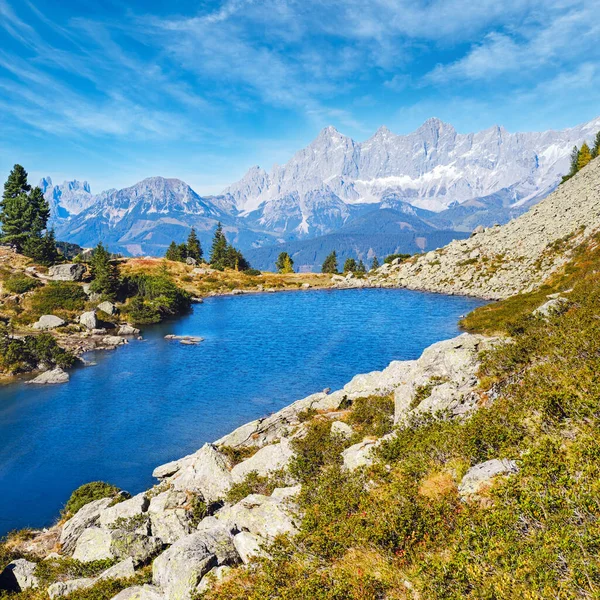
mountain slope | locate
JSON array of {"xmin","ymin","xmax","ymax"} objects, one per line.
[
  {"xmin": 374, "ymin": 156, "xmax": 600, "ymax": 299},
  {"xmin": 40, "ymin": 177, "xmax": 97, "ymax": 219}
]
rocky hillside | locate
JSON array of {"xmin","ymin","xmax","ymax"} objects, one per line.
[{"xmin": 371, "ymin": 156, "xmax": 600, "ymax": 299}]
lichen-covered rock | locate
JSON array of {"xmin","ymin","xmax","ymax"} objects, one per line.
[
  {"xmin": 331, "ymin": 421, "xmax": 353, "ymax": 439},
  {"xmin": 32, "ymin": 315, "xmax": 65, "ymax": 330},
  {"xmin": 196, "ymin": 565, "xmax": 231, "ymax": 595},
  {"xmin": 60, "ymin": 497, "xmax": 113, "ymax": 554},
  {"xmin": 216, "ymin": 493, "xmax": 298, "ymax": 539},
  {"xmin": 97, "ymin": 301, "xmax": 116, "ymax": 315},
  {"xmin": 0, "ymin": 559, "xmax": 38, "ymax": 592},
  {"xmin": 99, "ymin": 493, "xmax": 149, "ymax": 529},
  {"xmin": 72, "ymin": 527, "xmax": 114, "ymax": 562},
  {"xmin": 458, "ymin": 459, "xmax": 519, "ymax": 497},
  {"xmin": 48, "ymin": 577, "xmax": 96, "ymax": 598},
  {"xmin": 97, "ymin": 557, "xmax": 136, "ymax": 581},
  {"xmin": 80, "ymin": 311, "xmax": 98, "ymax": 330},
  {"xmin": 230, "ymin": 439, "xmax": 294, "ymax": 483},
  {"xmin": 394, "ymin": 333, "xmax": 496, "ymax": 423},
  {"xmin": 164, "ymin": 444, "xmax": 232, "ymax": 503},
  {"xmin": 48, "ymin": 263, "xmax": 86, "ymax": 281},
  {"xmin": 341, "ymin": 439, "xmax": 377, "ymax": 471},
  {"xmin": 232, "ymin": 532, "xmax": 263, "ymax": 564},
  {"xmin": 110, "ymin": 585, "xmax": 165, "ymax": 600},
  {"xmin": 118, "ymin": 325, "xmax": 140, "ymax": 336},
  {"xmin": 110, "ymin": 531, "xmax": 163, "ymax": 565},
  {"xmin": 148, "ymin": 490, "xmax": 193, "ymax": 544},
  {"xmin": 533, "ymin": 297, "xmax": 569, "ymax": 318},
  {"xmin": 152, "ymin": 525, "xmax": 238, "ymax": 600}
]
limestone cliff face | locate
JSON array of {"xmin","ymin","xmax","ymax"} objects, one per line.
[{"xmin": 370, "ymin": 158, "xmax": 600, "ymax": 299}]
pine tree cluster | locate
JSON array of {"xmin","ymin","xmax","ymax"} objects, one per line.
[
  {"xmin": 275, "ymin": 252, "xmax": 295, "ymax": 273},
  {"xmin": 561, "ymin": 131, "xmax": 600, "ymax": 184},
  {"xmin": 208, "ymin": 223, "xmax": 250, "ymax": 271},
  {"xmin": 0, "ymin": 164, "xmax": 58, "ymax": 265},
  {"xmin": 166, "ymin": 228, "xmax": 203, "ymax": 263}
]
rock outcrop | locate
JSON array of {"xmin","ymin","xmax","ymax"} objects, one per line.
[
  {"xmin": 28, "ymin": 368, "xmax": 69, "ymax": 385},
  {"xmin": 32, "ymin": 315, "xmax": 65, "ymax": 330},
  {"xmin": 48, "ymin": 263, "xmax": 86, "ymax": 281}
]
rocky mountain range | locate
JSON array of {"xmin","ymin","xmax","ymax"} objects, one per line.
[{"xmin": 46, "ymin": 116, "xmax": 600, "ymax": 270}]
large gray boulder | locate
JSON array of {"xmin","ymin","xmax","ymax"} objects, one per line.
[
  {"xmin": 230, "ymin": 438, "xmax": 294, "ymax": 483},
  {"xmin": 148, "ymin": 490, "xmax": 194, "ymax": 544},
  {"xmin": 80, "ymin": 311, "xmax": 98, "ymax": 330},
  {"xmin": 533, "ymin": 297, "xmax": 569, "ymax": 318},
  {"xmin": 341, "ymin": 438, "xmax": 378, "ymax": 471},
  {"xmin": 99, "ymin": 493, "xmax": 149, "ymax": 529},
  {"xmin": 152, "ymin": 525, "xmax": 238, "ymax": 600},
  {"xmin": 110, "ymin": 585, "xmax": 165, "ymax": 600},
  {"xmin": 60, "ymin": 497, "xmax": 113, "ymax": 554},
  {"xmin": 394, "ymin": 333, "xmax": 496, "ymax": 423},
  {"xmin": 216, "ymin": 492, "xmax": 298, "ymax": 539},
  {"xmin": 97, "ymin": 557, "xmax": 136, "ymax": 581},
  {"xmin": 458, "ymin": 459, "xmax": 519, "ymax": 497},
  {"xmin": 72, "ymin": 527, "xmax": 114, "ymax": 562},
  {"xmin": 28, "ymin": 368, "xmax": 69, "ymax": 385},
  {"xmin": 110, "ymin": 531, "xmax": 163, "ymax": 565},
  {"xmin": 49, "ymin": 263, "xmax": 86, "ymax": 281},
  {"xmin": 232, "ymin": 531, "xmax": 263, "ymax": 564},
  {"xmin": 164, "ymin": 444, "xmax": 233, "ymax": 503},
  {"xmin": 48, "ymin": 578, "xmax": 96, "ymax": 599},
  {"xmin": 32, "ymin": 315, "xmax": 65, "ymax": 330},
  {"xmin": 97, "ymin": 301, "xmax": 117, "ymax": 315},
  {"xmin": 0, "ymin": 559, "xmax": 39, "ymax": 592}
]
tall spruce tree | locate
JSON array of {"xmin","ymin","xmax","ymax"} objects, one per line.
[
  {"xmin": 187, "ymin": 228, "xmax": 202, "ymax": 261},
  {"xmin": 356, "ymin": 259, "xmax": 366, "ymax": 273},
  {"xmin": 322, "ymin": 251, "xmax": 338, "ymax": 274},
  {"xmin": 371, "ymin": 256, "xmax": 380, "ymax": 271},
  {"xmin": 165, "ymin": 241, "xmax": 180, "ymax": 261},
  {"xmin": 89, "ymin": 242, "xmax": 120, "ymax": 301},
  {"xmin": 0, "ymin": 165, "xmax": 51, "ymax": 252},
  {"xmin": 210, "ymin": 222, "xmax": 228, "ymax": 266},
  {"xmin": 343, "ymin": 257, "xmax": 357, "ymax": 273}
]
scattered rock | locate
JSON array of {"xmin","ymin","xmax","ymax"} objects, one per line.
[
  {"xmin": 102, "ymin": 336, "xmax": 127, "ymax": 347},
  {"xmin": 301, "ymin": 283, "xmax": 311, "ymax": 288},
  {"xmin": 0, "ymin": 559, "xmax": 39, "ymax": 592},
  {"xmin": 342, "ymin": 439, "xmax": 377, "ymax": 471},
  {"xmin": 99, "ymin": 493, "xmax": 149, "ymax": 528},
  {"xmin": 110, "ymin": 585, "xmax": 165, "ymax": 600},
  {"xmin": 148, "ymin": 490, "xmax": 194, "ymax": 544},
  {"xmin": 60, "ymin": 497, "xmax": 113, "ymax": 554},
  {"xmin": 186, "ymin": 257, "xmax": 198, "ymax": 266},
  {"xmin": 80, "ymin": 311, "xmax": 98, "ymax": 330},
  {"xmin": 72, "ymin": 527, "xmax": 114, "ymax": 562},
  {"xmin": 230, "ymin": 438, "xmax": 294, "ymax": 482},
  {"xmin": 152, "ymin": 526, "xmax": 237, "ymax": 600},
  {"xmin": 232, "ymin": 531, "xmax": 263, "ymax": 564},
  {"xmin": 32, "ymin": 315, "xmax": 65, "ymax": 330},
  {"xmin": 164, "ymin": 335, "xmax": 203, "ymax": 345},
  {"xmin": 97, "ymin": 301, "xmax": 117, "ymax": 315},
  {"xmin": 231, "ymin": 289, "xmax": 244, "ymax": 295},
  {"xmin": 110, "ymin": 531, "xmax": 163, "ymax": 565},
  {"xmin": 331, "ymin": 421, "xmax": 353, "ymax": 439},
  {"xmin": 48, "ymin": 263, "xmax": 86, "ymax": 281},
  {"xmin": 533, "ymin": 297, "xmax": 569, "ymax": 318},
  {"xmin": 118, "ymin": 325, "xmax": 141, "ymax": 336},
  {"xmin": 166, "ymin": 444, "xmax": 233, "ymax": 503},
  {"xmin": 97, "ymin": 557, "xmax": 136, "ymax": 581},
  {"xmin": 28, "ymin": 368, "xmax": 69, "ymax": 385},
  {"xmin": 48, "ymin": 578, "xmax": 96, "ymax": 598},
  {"xmin": 196, "ymin": 565, "xmax": 231, "ymax": 594},
  {"xmin": 458, "ymin": 459, "xmax": 519, "ymax": 497},
  {"xmin": 471, "ymin": 225, "xmax": 485, "ymax": 236}
]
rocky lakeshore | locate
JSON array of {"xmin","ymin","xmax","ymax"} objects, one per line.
[{"xmin": 0, "ymin": 330, "xmax": 506, "ymax": 599}]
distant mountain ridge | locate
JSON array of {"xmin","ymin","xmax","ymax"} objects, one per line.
[{"xmin": 44, "ymin": 116, "xmax": 600, "ymax": 269}]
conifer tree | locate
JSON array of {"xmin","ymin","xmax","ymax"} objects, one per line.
[
  {"xmin": 322, "ymin": 251, "xmax": 338, "ymax": 274},
  {"xmin": 356, "ymin": 259, "xmax": 366, "ymax": 273},
  {"xmin": 0, "ymin": 164, "xmax": 51, "ymax": 252},
  {"xmin": 89, "ymin": 242, "xmax": 120, "ymax": 301},
  {"xmin": 276, "ymin": 252, "xmax": 294, "ymax": 273},
  {"xmin": 177, "ymin": 243, "xmax": 188, "ymax": 261},
  {"xmin": 343, "ymin": 258, "xmax": 357, "ymax": 273},
  {"xmin": 210, "ymin": 222, "xmax": 228, "ymax": 266},
  {"xmin": 186, "ymin": 228, "xmax": 202, "ymax": 261},
  {"xmin": 371, "ymin": 256, "xmax": 380, "ymax": 271},
  {"xmin": 577, "ymin": 142, "xmax": 592, "ymax": 171},
  {"xmin": 592, "ymin": 131, "xmax": 600, "ymax": 159},
  {"xmin": 165, "ymin": 241, "xmax": 181, "ymax": 261}
]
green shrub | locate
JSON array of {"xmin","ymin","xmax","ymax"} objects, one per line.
[
  {"xmin": 383, "ymin": 253, "xmax": 411, "ymax": 264},
  {"xmin": 218, "ymin": 445, "xmax": 258, "ymax": 466},
  {"xmin": 4, "ymin": 274, "xmax": 41, "ymax": 294},
  {"xmin": 347, "ymin": 394, "xmax": 394, "ymax": 437},
  {"xmin": 62, "ymin": 482, "xmax": 122, "ymax": 518},
  {"xmin": 226, "ymin": 470, "xmax": 287, "ymax": 504},
  {"xmin": 243, "ymin": 269, "xmax": 262, "ymax": 276},
  {"xmin": 29, "ymin": 281, "xmax": 87, "ymax": 317}
]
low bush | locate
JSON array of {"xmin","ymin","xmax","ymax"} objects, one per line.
[
  {"xmin": 29, "ymin": 282, "xmax": 87, "ymax": 317},
  {"xmin": 4, "ymin": 274, "xmax": 41, "ymax": 294},
  {"xmin": 62, "ymin": 482, "xmax": 122, "ymax": 518},
  {"xmin": 347, "ymin": 394, "xmax": 394, "ymax": 437}
]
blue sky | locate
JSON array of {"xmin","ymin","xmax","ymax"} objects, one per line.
[{"xmin": 1, "ymin": 0, "xmax": 599, "ymax": 195}]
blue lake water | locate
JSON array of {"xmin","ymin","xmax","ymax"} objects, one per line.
[{"xmin": 0, "ymin": 288, "xmax": 484, "ymax": 535}]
